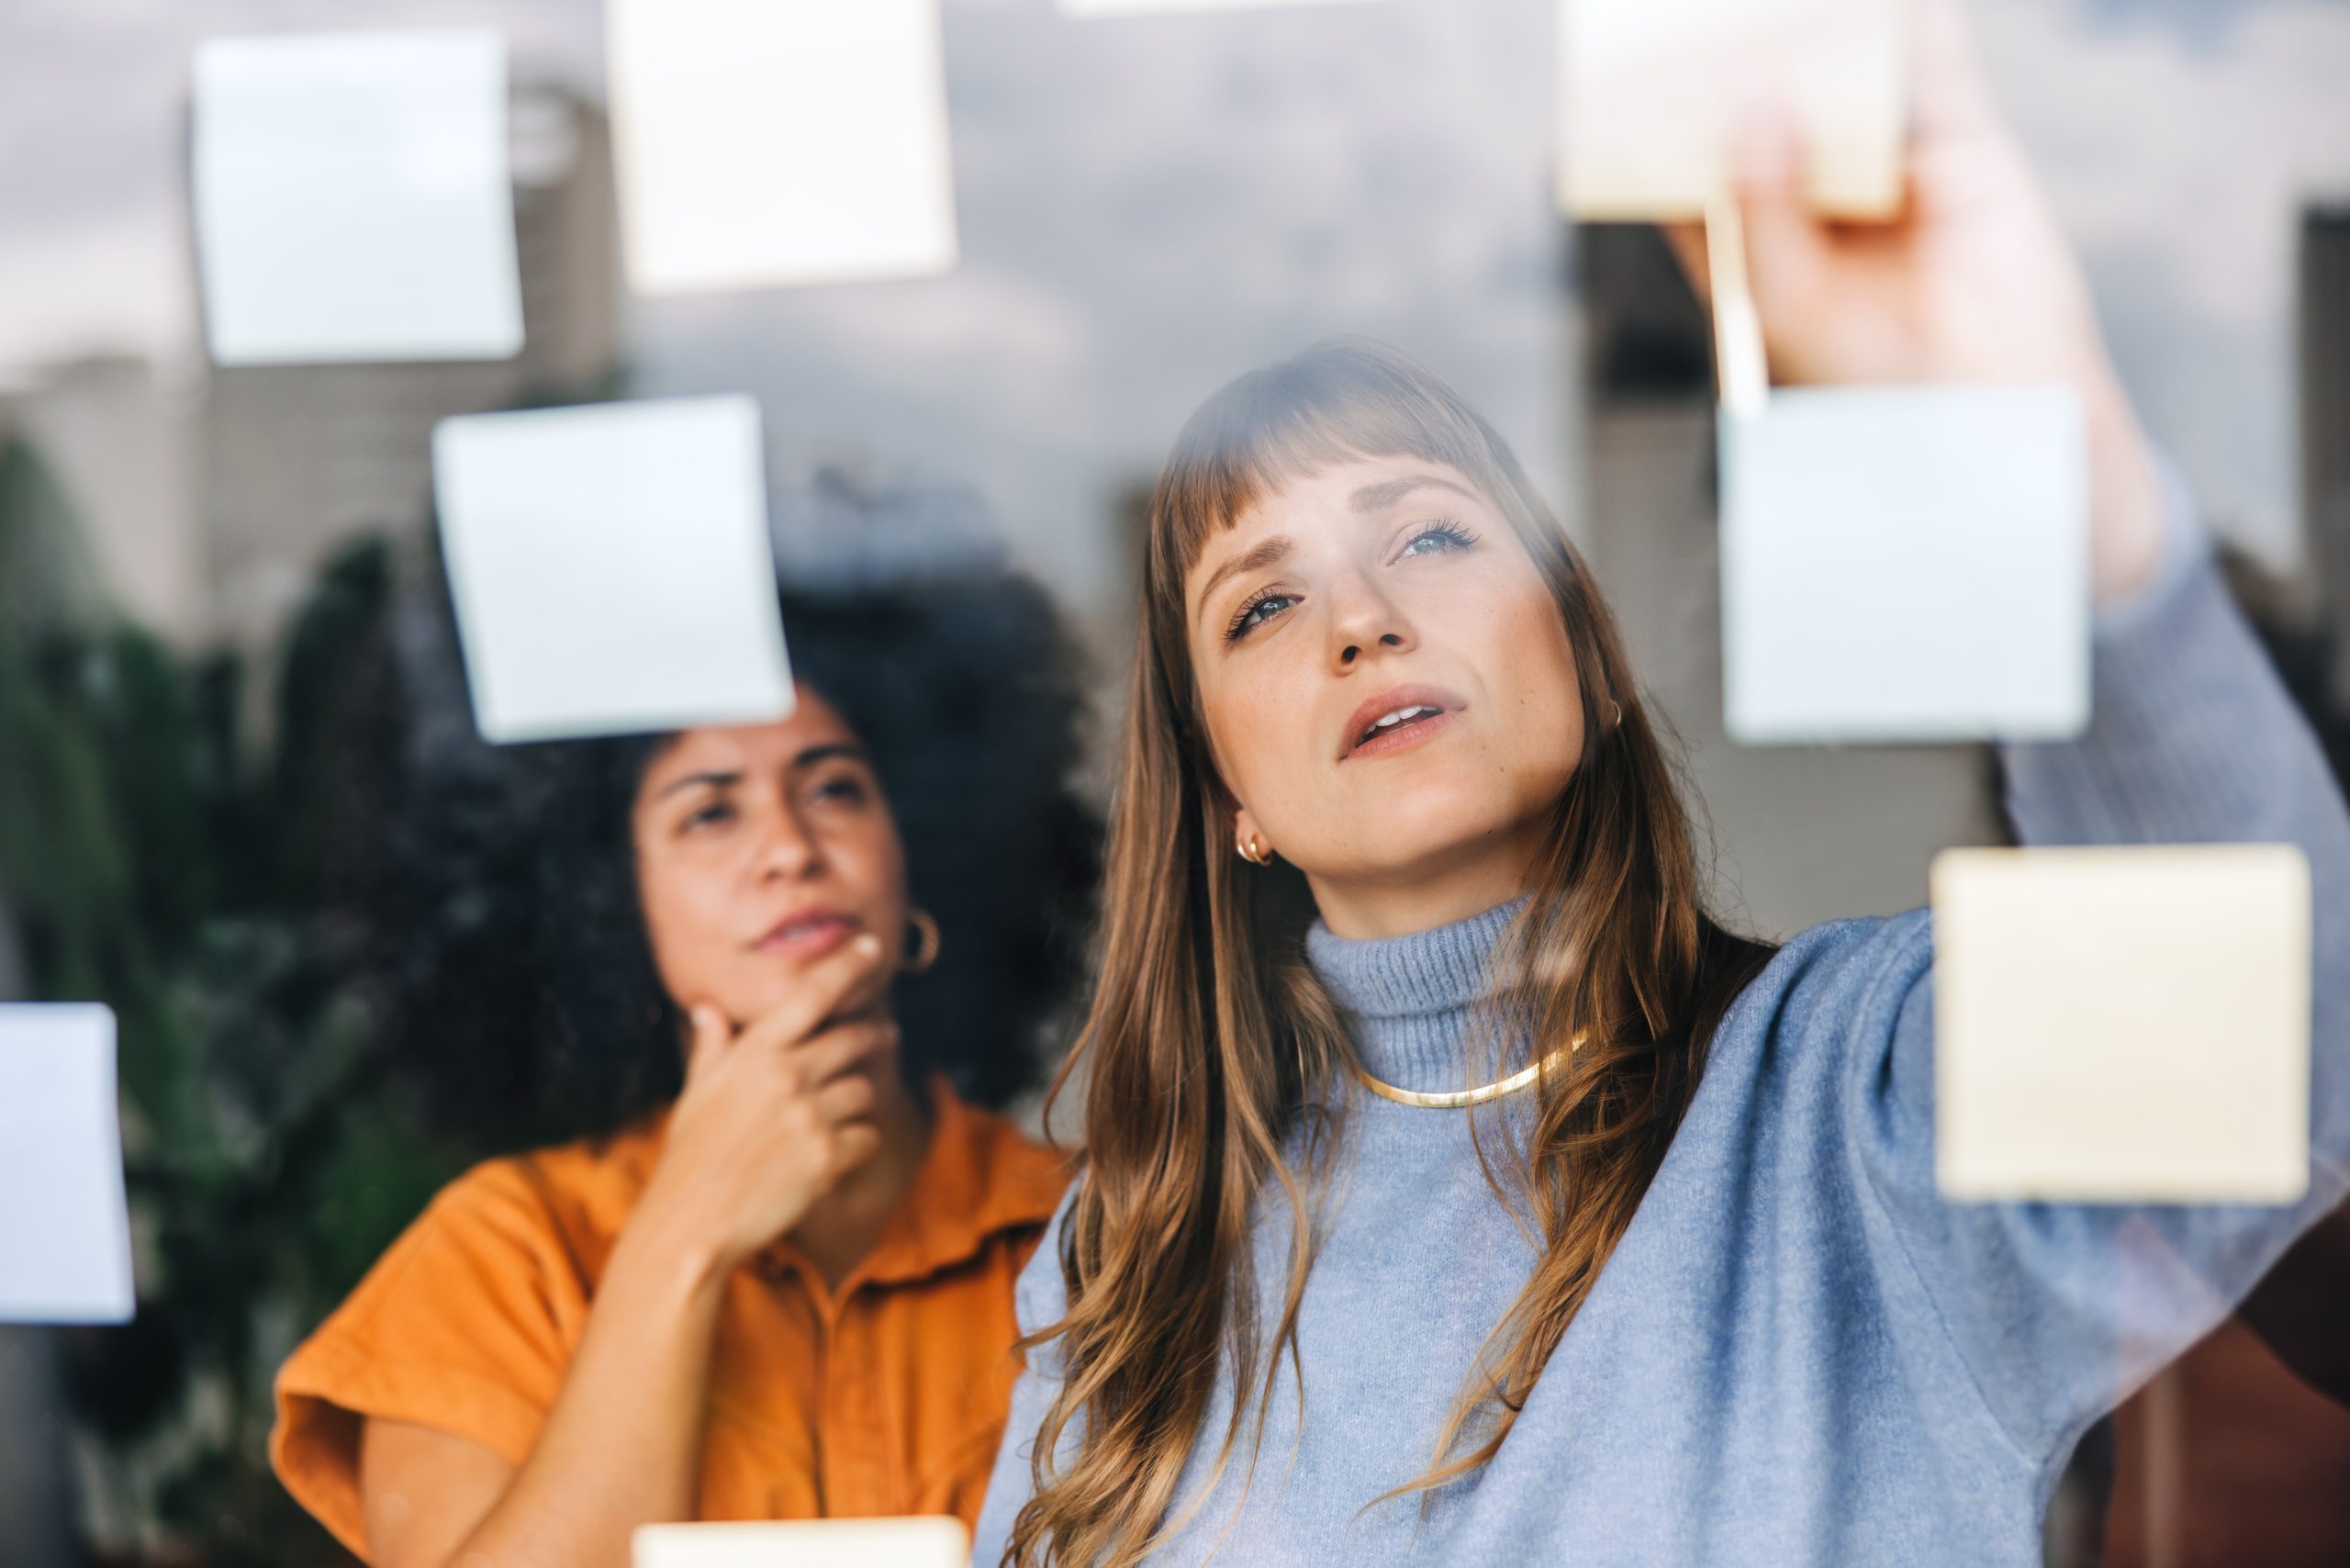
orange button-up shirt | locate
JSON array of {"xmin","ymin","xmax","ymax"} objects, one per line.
[{"xmin": 271, "ymin": 1080, "xmax": 1069, "ymax": 1559}]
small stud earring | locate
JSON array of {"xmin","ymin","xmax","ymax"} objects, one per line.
[{"xmin": 1237, "ymin": 829, "xmax": 1271, "ymax": 867}]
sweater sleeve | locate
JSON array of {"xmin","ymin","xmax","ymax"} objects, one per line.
[
  {"xmin": 968, "ymin": 1189, "xmax": 1077, "ymax": 1568},
  {"xmin": 1850, "ymin": 466, "xmax": 2350, "ymax": 1465}
]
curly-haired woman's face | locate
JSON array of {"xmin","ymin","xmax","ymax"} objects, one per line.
[
  {"xmin": 631, "ymin": 688, "xmax": 911, "ymax": 1028},
  {"xmin": 1184, "ymin": 455, "xmax": 1584, "ymax": 939}
]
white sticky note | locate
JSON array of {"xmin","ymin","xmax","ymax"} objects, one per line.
[
  {"xmin": 1558, "ymin": 0, "xmax": 1907, "ymax": 220},
  {"xmin": 0, "ymin": 1005, "xmax": 135, "ymax": 1324},
  {"xmin": 433, "ymin": 397, "xmax": 795, "ymax": 745},
  {"xmin": 1718, "ymin": 384, "xmax": 2089, "ymax": 745},
  {"xmin": 634, "ymin": 1518, "xmax": 968, "ymax": 1568},
  {"xmin": 190, "ymin": 30, "xmax": 523, "ymax": 365},
  {"xmin": 1933, "ymin": 846, "xmax": 2312, "ymax": 1204},
  {"xmin": 608, "ymin": 0, "xmax": 958, "ymax": 295}
]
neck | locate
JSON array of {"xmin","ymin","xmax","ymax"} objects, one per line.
[
  {"xmin": 1306, "ymin": 894, "xmax": 1531, "ymax": 1093},
  {"xmin": 1307, "ymin": 817, "xmax": 1544, "ymax": 940},
  {"xmin": 789, "ymin": 1061, "xmax": 931, "ymax": 1289}
]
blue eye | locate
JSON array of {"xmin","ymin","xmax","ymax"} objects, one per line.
[
  {"xmin": 1398, "ymin": 519, "xmax": 1478, "ymax": 559},
  {"xmin": 1225, "ymin": 590, "xmax": 1298, "ymax": 642}
]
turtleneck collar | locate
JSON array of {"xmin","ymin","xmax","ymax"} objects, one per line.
[{"xmin": 1304, "ymin": 895, "xmax": 1529, "ymax": 1092}]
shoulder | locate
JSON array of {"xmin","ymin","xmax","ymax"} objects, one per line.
[
  {"xmin": 924, "ymin": 1081, "xmax": 1075, "ymax": 1247},
  {"xmin": 312, "ymin": 1111, "xmax": 669, "ymax": 1348},
  {"xmin": 418, "ymin": 1153, "xmax": 559, "ymax": 1249},
  {"xmin": 1720, "ymin": 912, "xmax": 1932, "ymax": 1044},
  {"xmin": 268, "ymin": 1124, "xmax": 665, "ymax": 1550},
  {"xmin": 955, "ymin": 1094, "xmax": 1076, "ymax": 1227},
  {"xmin": 1013, "ymin": 1182, "xmax": 1080, "ymax": 1336},
  {"xmin": 273, "ymin": 1118, "xmax": 666, "ymax": 1428},
  {"xmin": 864, "ymin": 1082, "xmax": 1073, "ymax": 1291},
  {"xmin": 1693, "ymin": 911, "xmax": 1935, "ymax": 1117},
  {"xmin": 427, "ymin": 1111, "xmax": 667, "ymax": 1271}
]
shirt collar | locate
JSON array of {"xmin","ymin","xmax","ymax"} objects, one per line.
[{"xmin": 847, "ymin": 1074, "xmax": 1071, "ymax": 1288}]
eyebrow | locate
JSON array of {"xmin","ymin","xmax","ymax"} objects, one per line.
[
  {"xmin": 1193, "ymin": 534, "xmax": 1294, "ymax": 623},
  {"xmin": 652, "ymin": 743, "xmax": 869, "ymax": 801},
  {"xmin": 1350, "ymin": 474, "xmax": 1483, "ymax": 514}
]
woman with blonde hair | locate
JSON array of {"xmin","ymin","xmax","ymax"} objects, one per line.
[{"xmin": 972, "ymin": 7, "xmax": 2350, "ymax": 1565}]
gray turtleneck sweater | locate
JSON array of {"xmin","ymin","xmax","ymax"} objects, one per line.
[{"xmin": 971, "ymin": 488, "xmax": 2350, "ymax": 1565}]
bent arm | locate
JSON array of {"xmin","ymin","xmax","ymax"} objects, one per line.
[
  {"xmin": 1998, "ymin": 466, "xmax": 2350, "ymax": 1193},
  {"xmin": 1851, "ymin": 470, "xmax": 2350, "ymax": 1462},
  {"xmin": 359, "ymin": 1202, "xmax": 731, "ymax": 1568}
]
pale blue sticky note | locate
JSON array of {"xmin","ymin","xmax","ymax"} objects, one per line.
[
  {"xmin": 0, "ymin": 1005, "xmax": 134, "ymax": 1324},
  {"xmin": 608, "ymin": 0, "xmax": 958, "ymax": 294},
  {"xmin": 191, "ymin": 29, "xmax": 523, "ymax": 365},
  {"xmin": 1718, "ymin": 384, "xmax": 2090, "ymax": 745},
  {"xmin": 433, "ymin": 396, "xmax": 795, "ymax": 745}
]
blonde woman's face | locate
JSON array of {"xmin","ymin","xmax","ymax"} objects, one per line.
[{"xmin": 1183, "ymin": 455, "xmax": 1586, "ymax": 937}]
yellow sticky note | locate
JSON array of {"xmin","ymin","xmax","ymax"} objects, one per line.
[
  {"xmin": 1932, "ymin": 846, "xmax": 2312, "ymax": 1204},
  {"xmin": 1558, "ymin": 0, "xmax": 1907, "ymax": 220},
  {"xmin": 633, "ymin": 1518, "xmax": 968, "ymax": 1568}
]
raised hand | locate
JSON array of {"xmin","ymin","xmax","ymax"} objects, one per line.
[{"xmin": 1667, "ymin": 0, "xmax": 2167, "ymax": 606}]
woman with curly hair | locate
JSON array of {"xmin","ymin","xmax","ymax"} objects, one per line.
[{"xmin": 269, "ymin": 550, "xmax": 1098, "ymax": 1567}]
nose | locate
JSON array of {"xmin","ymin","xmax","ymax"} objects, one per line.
[
  {"xmin": 1325, "ymin": 569, "xmax": 1416, "ymax": 669},
  {"xmin": 753, "ymin": 801, "xmax": 824, "ymax": 883}
]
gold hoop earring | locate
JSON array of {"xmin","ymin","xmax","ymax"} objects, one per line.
[
  {"xmin": 903, "ymin": 909, "xmax": 941, "ymax": 974},
  {"xmin": 1237, "ymin": 829, "xmax": 1271, "ymax": 867}
]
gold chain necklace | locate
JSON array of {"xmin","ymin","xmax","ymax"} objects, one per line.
[{"xmin": 1348, "ymin": 1035, "xmax": 1583, "ymax": 1111}]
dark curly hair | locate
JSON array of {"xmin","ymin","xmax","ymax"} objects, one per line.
[{"xmin": 331, "ymin": 533, "xmax": 1101, "ymax": 1154}]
